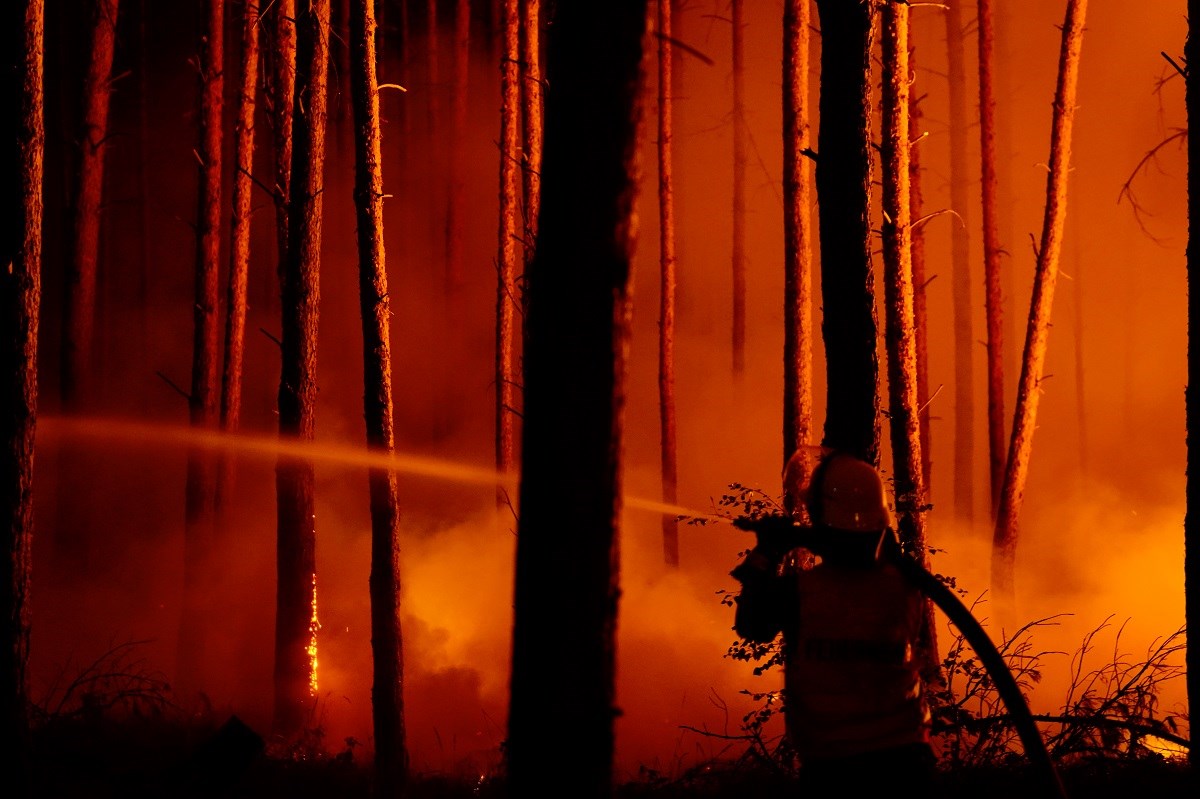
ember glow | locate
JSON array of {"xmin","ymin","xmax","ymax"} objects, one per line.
[{"xmin": 308, "ymin": 572, "xmax": 320, "ymax": 697}]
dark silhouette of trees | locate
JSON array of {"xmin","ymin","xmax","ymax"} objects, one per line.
[
  {"xmin": 506, "ymin": 2, "xmax": 649, "ymax": 795},
  {"xmin": 275, "ymin": 0, "xmax": 330, "ymax": 737},
  {"xmin": 813, "ymin": 0, "xmax": 879, "ymax": 464},
  {"xmin": 1, "ymin": 2, "xmax": 42, "ymax": 792},
  {"xmin": 350, "ymin": 0, "xmax": 409, "ymax": 791}
]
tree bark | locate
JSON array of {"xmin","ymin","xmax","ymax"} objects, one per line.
[
  {"xmin": 945, "ymin": 0, "xmax": 975, "ymax": 526},
  {"xmin": 910, "ymin": 51, "xmax": 933, "ymax": 493},
  {"xmin": 179, "ymin": 0, "xmax": 224, "ymax": 698},
  {"xmin": 219, "ymin": 0, "xmax": 263, "ymax": 512},
  {"xmin": 520, "ymin": 0, "xmax": 542, "ymax": 265},
  {"xmin": 350, "ymin": 0, "xmax": 409, "ymax": 791},
  {"xmin": 657, "ymin": 0, "xmax": 679, "ymax": 566},
  {"xmin": 730, "ymin": 0, "xmax": 746, "ymax": 377},
  {"xmin": 1, "ymin": 2, "xmax": 42, "ymax": 790},
  {"xmin": 496, "ymin": 0, "xmax": 520, "ymax": 497},
  {"xmin": 61, "ymin": 0, "xmax": 118, "ymax": 408},
  {"xmin": 1186, "ymin": 0, "xmax": 1200, "ymax": 770},
  {"xmin": 275, "ymin": 0, "xmax": 330, "ymax": 737},
  {"xmin": 813, "ymin": 0, "xmax": 879, "ymax": 465},
  {"xmin": 782, "ymin": 0, "xmax": 813, "ymax": 506},
  {"xmin": 880, "ymin": 0, "xmax": 938, "ymax": 682},
  {"xmin": 267, "ymin": 0, "xmax": 297, "ymax": 298},
  {"xmin": 506, "ymin": 3, "xmax": 648, "ymax": 795},
  {"xmin": 978, "ymin": 0, "xmax": 1005, "ymax": 519},
  {"xmin": 991, "ymin": 0, "xmax": 1088, "ymax": 610}
]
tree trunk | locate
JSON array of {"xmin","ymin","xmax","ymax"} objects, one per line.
[
  {"xmin": 730, "ymin": 0, "xmax": 746, "ymax": 377},
  {"xmin": 991, "ymin": 0, "xmax": 1088, "ymax": 611},
  {"xmin": 880, "ymin": 0, "xmax": 938, "ymax": 682},
  {"xmin": 519, "ymin": 0, "xmax": 542, "ymax": 265},
  {"xmin": 813, "ymin": 0, "xmax": 879, "ymax": 465},
  {"xmin": 978, "ymin": 0, "xmax": 1005, "ymax": 519},
  {"xmin": 425, "ymin": 0, "xmax": 439, "ymax": 137},
  {"xmin": 1186, "ymin": 0, "xmax": 1199, "ymax": 770},
  {"xmin": 275, "ymin": 0, "xmax": 330, "ymax": 737},
  {"xmin": 781, "ymin": 0, "xmax": 813, "ymax": 506},
  {"xmin": 445, "ymin": 0, "xmax": 469, "ymax": 290},
  {"xmin": 495, "ymin": 0, "xmax": 520, "ymax": 499},
  {"xmin": 506, "ymin": 3, "xmax": 648, "ymax": 795},
  {"xmin": 657, "ymin": 0, "xmax": 679, "ymax": 566},
  {"xmin": 910, "ymin": 53, "xmax": 933, "ymax": 493},
  {"xmin": 61, "ymin": 0, "xmax": 118, "ymax": 408},
  {"xmin": 179, "ymin": 0, "xmax": 224, "ymax": 698},
  {"xmin": 219, "ymin": 0, "xmax": 263, "ymax": 513},
  {"xmin": 267, "ymin": 0, "xmax": 297, "ymax": 297},
  {"xmin": 1, "ymin": 2, "xmax": 42, "ymax": 790},
  {"xmin": 350, "ymin": 0, "xmax": 409, "ymax": 791}
]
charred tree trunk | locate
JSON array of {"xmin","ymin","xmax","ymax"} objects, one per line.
[
  {"xmin": 813, "ymin": 0, "xmax": 879, "ymax": 465},
  {"xmin": 730, "ymin": 0, "xmax": 746, "ymax": 377},
  {"xmin": 61, "ymin": 0, "xmax": 118, "ymax": 408},
  {"xmin": 218, "ymin": 0, "xmax": 263, "ymax": 513},
  {"xmin": 275, "ymin": 0, "xmax": 330, "ymax": 737},
  {"xmin": 496, "ymin": 0, "xmax": 520, "ymax": 499},
  {"xmin": 978, "ymin": 0, "xmax": 1005, "ymax": 519},
  {"xmin": 446, "ymin": 0, "xmax": 469, "ymax": 290},
  {"xmin": 1186, "ymin": 0, "xmax": 1199, "ymax": 770},
  {"xmin": 350, "ymin": 0, "xmax": 409, "ymax": 790},
  {"xmin": 520, "ymin": 0, "xmax": 542, "ymax": 263},
  {"xmin": 945, "ymin": 0, "xmax": 975, "ymax": 526},
  {"xmin": 506, "ymin": 3, "xmax": 648, "ymax": 795},
  {"xmin": 782, "ymin": 0, "xmax": 814, "ymax": 505},
  {"xmin": 880, "ymin": 0, "xmax": 938, "ymax": 681},
  {"xmin": 178, "ymin": 0, "xmax": 224, "ymax": 697},
  {"xmin": 1, "ymin": 2, "xmax": 42, "ymax": 790},
  {"xmin": 657, "ymin": 0, "xmax": 679, "ymax": 566},
  {"xmin": 991, "ymin": 0, "xmax": 1087, "ymax": 610},
  {"xmin": 267, "ymin": 0, "xmax": 297, "ymax": 300},
  {"xmin": 910, "ymin": 54, "xmax": 933, "ymax": 492}
]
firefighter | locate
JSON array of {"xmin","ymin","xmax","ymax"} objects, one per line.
[{"xmin": 730, "ymin": 449, "xmax": 936, "ymax": 795}]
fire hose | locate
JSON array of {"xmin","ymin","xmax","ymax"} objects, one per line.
[{"xmin": 732, "ymin": 515, "xmax": 1069, "ymax": 799}]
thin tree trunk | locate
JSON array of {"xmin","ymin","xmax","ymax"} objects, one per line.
[
  {"xmin": 445, "ymin": 0, "xmax": 469, "ymax": 290},
  {"xmin": 910, "ymin": 55, "xmax": 933, "ymax": 492},
  {"xmin": 496, "ymin": 0, "xmax": 520, "ymax": 498},
  {"xmin": 350, "ymin": 0, "xmax": 408, "ymax": 790},
  {"xmin": 945, "ymin": 0, "xmax": 975, "ymax": 526},
  {"xmin": 426, "ymin": 0, "xmax": 439, "ymax": 136},
  {"xmin": 991, "ymin": 0, "xmax": 1088, "ymax": 610},
  {"xmin": 813, "ymin": 0, "xmax": 879, "ymax": 465},
  {"xmin": 1, "ymin": 3, "xmax": 43, "ymax": 790},
  {"xmin": 978, "ymin": 0, "xmax": 1005, "ymax": 519},
  {"xmin": 519, "ymin": 0, "xmax": 542, "ymax": 264},
  {"xmin": 62, "ymin": 0, "xmax": 119, "ymax": 408},
  {"xmin": 782, "ymin": 0, "xmax": 813, "ymax": 507},
  {"xmin": 219, "ymin": 0, "xmax": 263, "ymax": 513},
  {"xmin": 268, "ymin": 0, "xmax": 297, "ymax": 298},
  {"xmin": 730, "ymin": 0, "xmax": 746, "ymax": 377},
  {"xmin": 275, "ymin": 0, "xmax": 330, "ymax": 737},
  {"xmin": 506, "ymin": 3, "xmax": 648, "ymax": 794},
  {"xmin": 880, "ymin": 0, "xmax": 938, "ymax": 682},
  {"xmin": 657, "ymin": 0, "xmax": 678, "ymax": 566},
  {"xmin": 1186, "ymin": 0, "xmax": 1200, "ymax": 769},
  {"xmin": 179, "ymin": 0, "xmax": 225, "ymax": 698}
]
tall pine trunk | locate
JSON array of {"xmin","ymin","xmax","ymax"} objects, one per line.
[
  {"xmin": 520, "ymin": 0, "xmax": 542, "ymax": 262},
  {"xmin": 813, "ymin": 0, "xmax": 879, "ymax": 464},
  {"xmin": 991, "ymin": 0, "xmax": 1088, "ymax": 611},
  {"xmin": 350, "ymin": 0, "xmax": 408, "ymax": 790},
  {"xmin": 61, "ymin": 0, "xmax": 118, "ymax": 408},
  {"xmin": 978, "ymin": 0, "xmax": 1005, "ymax": 518},
  {"xmin": 880, "ymin": 0, "xmax": 938, "ymax": 680},
  {"xmin": 657, "ymin": 0, "xmax": 679, "ymax": 566},
  {"xmin": 1, "ymin": 2, "xmax": 42, "ymax": 789},
  {"xmin": 275, "ymin": 0, "xmax": 330, "ymax": 737},
  {"xmin": 730, "ymin": 0, "xmax": 746, "ymax": 377},
  {"xmin": 268, "ymin": 0, "xmax": 296, "ymax": 304},
  {"xmin": 506, "ymin": 3, "xmax": 648, "ymax": 794},
  {"xmin": 782, "ymin": 0, "xmax": 813, "ymax": 502},
  {"xmin": 219, "ymin": 0, "xmax": 263, "ymax": 512},
  {"xmin": 910, "ymin": 52, "xmax": 933, "ymax": 491},
  {"xmin": 495, "ymin": 0, "xmax": 520, "ymax": 499},
  {"xmin": 179, "ymin": 0, "xmax": 224, "ymax": 697},
  {"xmin": 945, "ymin": 0, "xmax": 975, "ymax": 526}
]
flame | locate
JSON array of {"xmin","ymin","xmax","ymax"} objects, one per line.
[{"xmin": 307, "ymin": 572, "xmax": 320, "ymax": 696}]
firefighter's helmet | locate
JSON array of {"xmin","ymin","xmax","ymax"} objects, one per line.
[{"xmin": 786, "ymin": 449, "xmax": 895, "ymax": 532}]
